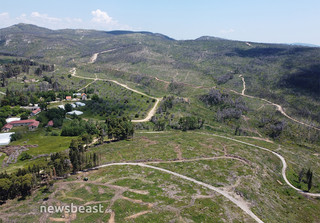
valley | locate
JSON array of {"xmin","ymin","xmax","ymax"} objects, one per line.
[{"xmin": 0, "ymin": 24, "xmax": 319, "ymax": 223}]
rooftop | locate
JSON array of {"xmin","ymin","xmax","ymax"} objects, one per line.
[
  {"xmin": 8, "ymin": 119, "xmax": 38, "ymax": 125},
  {"xmin": 32, "ymin": 108, "xmax": 41, "ymax": 114},
  {"xmin": 66, "ymin": 110, "xmax": 83, "ymax": 116},
  {"xmin": 5, "ymin": 117, "xmax": 21, "ymax": 123},
  {"xmin": 0, "ymin": 132, "xmax": 15, "ymax": 145}
]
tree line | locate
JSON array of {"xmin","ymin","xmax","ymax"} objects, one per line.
[
  {"xmin": 0, "ymin": 147, "xmax": 101, "ymax": 203},
  {"xmin": 0, "ymin": 165, "xmax": 43, "ymax": 202},
  {"xmin": 68, "ymin": 137, "xmax": 101, "ymax": 173},
  {"xmin": 1, "ymin": 89, "xmax": 76, "ymax": 107},
  {"xmin": 0, "ymin": 59, "xmax": 54, "ymax": 87}
]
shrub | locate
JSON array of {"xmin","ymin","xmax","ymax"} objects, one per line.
[
  {"xmin": 10, "ymin": 132, "xmax": 23, "ymax": 142},
  {"xmin": 51, "ymin": 131, "xmax": 59, "ymax": 136},
  {"xmin": 20, "ymin": 112, "xmax": 29, "ymax": 120},
  {"xmin": 20, "ymin": 152, "xmax": 32, "ymax": 161}
]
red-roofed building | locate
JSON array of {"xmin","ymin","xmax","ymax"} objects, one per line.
[
  {"xmin": 2, "ymin": 124, "xmax": 13, "ymax": 132},
  {"xmin": 28, "ymin": 120, "xmax": 39, "ymax": 131},
  {"xmin": 47, "ymin": 120, "xmax": 54, "ymax": 127},
  {"xmin": 2, "ymin": 119, "xmax": 40, "ymax": 132},
  {"xmin": 66, "ymin": 96, "xmax": 72, "ymax": 101},
  {"xmin": 31, "ymin": 108, "xmax": 41, "ymax": 116}
]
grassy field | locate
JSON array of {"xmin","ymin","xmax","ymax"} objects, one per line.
[
  {"xmin": 10, "ymin": 128, "xmax": 75, "ymax": 156},
  {"xmin": 0, "ymin": 164, "xmax": 256, "ymax": 223},
  {"xmin": 90, "ymin": 130, "xmax": 320, "ymax": 189},
  {"xmin": 1, "ymin": 127, "xmax": 75, "ymax": 173}
]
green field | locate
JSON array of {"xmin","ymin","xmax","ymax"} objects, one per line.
[
  {"xmin": 1, "ymin": 128, "xmax": 75, "ymax": 173},
  {"xmin": 10, "ymin": 128, "xmax": 75, "ymax": 156}
]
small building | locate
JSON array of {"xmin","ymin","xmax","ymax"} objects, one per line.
[
  {"xmin": 71, "ymin": 103, "xmax": 77, "ymax": 108},
  {"xmin": 2, "ymin": 119, "xmax": 40, "ymax": 132},
  {"xmin": 2, "ymin": 124, "xmax": 13, "ymax": 132},
  {"xmin": 81, "ymin": 93, "xmax": 87, "ymax": 100},
  {"xmin": 31, "ymin": 108, "xmax": 41, "ymax": 116},
  {"xmin": 66, "ymin": 96, "xmax": 72, "ymax": 101},
  {"xmin": 73, "ymin": 93, "xmax": 82, "ymax": 97},
  {"xmin": 75, "ymin": 102, "xmax": 85, "ymax": 107},
  {"xmin": 58, "ymin": 105, "xmax": 65, "ymax": 110},
  {"xmin": 66, "ymin": 110, "xmax": 83, "ymax": 116},
  {"xmin": 29, "ymin": 121, "xmax": 39, "ymax": 131},
  {"xmin": 47, "ymin": 120, "xmax": 54, "ymax": 127}
]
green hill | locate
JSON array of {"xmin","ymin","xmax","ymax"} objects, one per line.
[{"xmin": 0, "ymin": 23, "xmax": 320, "ymax": 223}]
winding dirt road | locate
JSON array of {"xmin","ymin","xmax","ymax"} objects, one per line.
[
  {"xmin": 234, "ymin": 75, "xmax": 320, "ymax": 131},
  {"xmin": 70, "ymin": 68, "xmax": 161, "ymax": 122},
  {"xmin": 195, "ymin": 132, "xmax": 320, "ymax": 198},
  {"xmin": 69, "ymin": 51, "xmax": 320, "ymax": 222},
  {"xmin": 87, "ymin": 131, "xmax": 320, "ymax": 222}
]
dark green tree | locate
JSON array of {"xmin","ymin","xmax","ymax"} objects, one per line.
[
  {"xmin": 65, "ymin": 103, "xmax": 73, "ymax": 112},
  {"xmin": 0, "ymin": 178, "xmax": 11, "ymax": 201},
  {"xmin": 306, "ymin": 168, "xmax": 313, "ymax": 191}
]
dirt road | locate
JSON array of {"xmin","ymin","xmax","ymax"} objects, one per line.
[
  {"xmin": 234, "ymin": 76, "xmax": 320, "ymax": 131},
  {"xmin": 196, "ymin": 132, "xmax": 320, "ymax": 198},
  {"xmin": 239, "ymin": 75, "xmax": 246, "ymax": 95},
  {"xmin": 70, "ymin": 68, "xmax": 161, "ymax": 123},
  {"xmin": 96, "ymin": 162, "xmax": 264, "ymax": 223},
  {"xmin": 89, "ymin": 49, "xmax": 117, "ymax": 64}
]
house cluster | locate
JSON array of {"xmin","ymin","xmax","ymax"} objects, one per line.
[
  {"xmin": 57, "ymin": 102, "xmax": 85, "ymax": 116},
  {"xmin": 1, "ymin": 92, "xmax": 88, "ymax": 133},
  {"xmin": 2, "ymin": 119, "xmax": 40, "ymax": 132},
  {"xmin": 2, "ymin": 106, "xmax": 42, "ymax": 132}
]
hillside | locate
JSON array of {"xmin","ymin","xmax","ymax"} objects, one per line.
[
  {"xmin": 0, "ymin": 24, "xmax": 320, "ymax": 223},
  {"xmin": 1, "ymin": 24, "xmax": 319, "ymax": 125}
]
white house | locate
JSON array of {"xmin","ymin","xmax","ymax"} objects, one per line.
[
  {"xmin": 66, "ymin": 110, "xmax": 83, "ymax": 116},
  {"xmin": 75, "ymin": 102, "xmax": 85, "ymax": 107}
]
